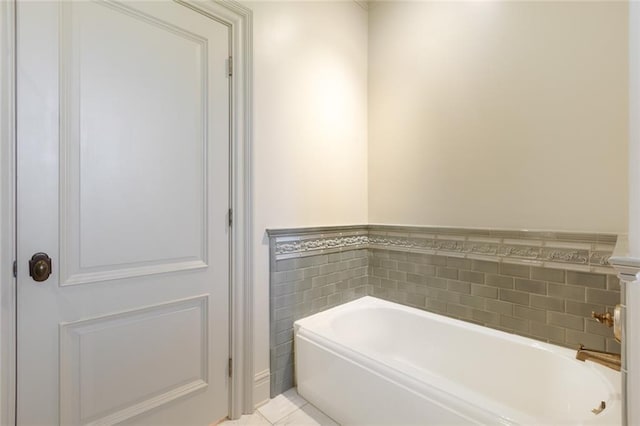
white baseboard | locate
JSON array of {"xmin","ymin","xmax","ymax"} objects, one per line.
[{"xmin": 253, "ymin": 369, "xmax": 270, "ymax": 409}]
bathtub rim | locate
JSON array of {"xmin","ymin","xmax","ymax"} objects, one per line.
[
  {"xmin": 296, "ymin": 325, "xmax": 525, "ymax": 425},
  {"xmin": 294, "ymin": 296, "xmax": 621, "ymax": 425}
]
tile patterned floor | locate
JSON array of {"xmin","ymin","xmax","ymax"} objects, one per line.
[{"xmin": 220, "ymin": 388, "xmax": 338, "ymax": 426}]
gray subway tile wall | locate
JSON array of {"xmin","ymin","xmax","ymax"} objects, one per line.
[
  {"xmin": 368, "ymin": 248, "xmax": 620, "ymax": 352},
  {"xmin": 268, "ymin": 226, "xmax": 620, "ymax": 398},
  {"xmin": 269, "ymin": 249, "xmax": 369, "ymax": 396}
]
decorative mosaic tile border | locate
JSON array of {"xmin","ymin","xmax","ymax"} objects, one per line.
[
  {"xmin": 267, "ymin": 225, "xmax": 618, "ymax": 274},
  {"xmin": 274, "ymin": 234, "xmax": 369, "ymax": 256}
]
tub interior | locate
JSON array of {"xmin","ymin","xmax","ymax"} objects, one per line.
[{"xmin": 297, "ymin": 297, "xmax": 621, "ymax": 424}]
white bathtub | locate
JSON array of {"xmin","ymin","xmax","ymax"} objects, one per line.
[{"xmin": 294, "ymin": 296, "xmax": 621, "ymax": 425}]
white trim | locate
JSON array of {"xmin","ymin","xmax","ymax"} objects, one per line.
[
  {"xmin": 184, "ymin": 0, "xmax": 254, "ymax": 419},
  {"xmin": 628, "ymin": 0, "xmax": 640, "ymax": 272},
  {"xmin": 610, "ymin": 235, "xmax": 640, "ymax": 280},
  {"xmin": 225, "ymin": 0, "xmax": 254, "ymax": 416},
  {"xmin": 627, "ymin": 3, "xmax": 640, "ymax": 424},
  {"xmin": 253, "ymin": 369, "xmax": 270, "ymax": 409},
  {"xmin": 0, "ymin": 1, "xmax": 16, "ymax": 425}
]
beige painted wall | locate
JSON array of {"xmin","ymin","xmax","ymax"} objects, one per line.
[
  {"xmin": 368, "ymin": 1, "xmax": 628, "ymax": 233},
  {"xmin": 247, "ymin": 0, "xmax": 628, "ymax": 407},
  {"xmin": 246, "ymin": 0, "xmax": 368, "ymax": 406}
]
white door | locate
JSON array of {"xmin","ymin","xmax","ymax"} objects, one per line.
[{"xmin": 16, "ymin": 1, "xmax": 230, "ymax": 424}]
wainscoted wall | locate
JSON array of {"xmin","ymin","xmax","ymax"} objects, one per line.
[
  {"xmin": 268, "ymin": 225, "xmax": 620, "ymax": 397},
  {"xmin": 268, "ymin": 227, "xmax": 369, "ymax": 395}
]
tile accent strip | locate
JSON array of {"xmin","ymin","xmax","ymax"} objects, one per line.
[{"xmin": 268, "ymin": 225, "xmax": 617, "ymax": 274}]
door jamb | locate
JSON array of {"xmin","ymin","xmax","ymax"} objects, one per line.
[
  {"xmin": 0, "ymin": 0, "xmax": 16, "ymax": 424},
  {"xmin": 202, "ymin": 0, "xmax": 255, "ymax": 419},
  {"xmin": 0, "ymin": 0, "xmax": 254, "ymax": 422}
]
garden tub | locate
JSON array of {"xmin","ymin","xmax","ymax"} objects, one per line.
[{"xmin": 294, "ymin": 296, "xmax": 621, "ymax": 425}]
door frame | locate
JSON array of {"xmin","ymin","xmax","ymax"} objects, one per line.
[
  {"xmin": 0, "ymin": 0, "xmax": 254, "ymax": 422},
  {"xmin": 0, "ymin": 0, "xmax": 17, "ymax": 424}
]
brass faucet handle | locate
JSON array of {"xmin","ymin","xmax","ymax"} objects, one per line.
[
  {"xmin": 591, "ymin": 311, "xmax": 614, "ymax": 327},
  {"xmin": 592, "ymin": 401, "xmax": 606, "ymax": 415}
]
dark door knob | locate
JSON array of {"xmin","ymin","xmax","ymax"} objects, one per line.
[{"xmin": 29, "ymin": 252, "xmax": 52, "ymax": 282}]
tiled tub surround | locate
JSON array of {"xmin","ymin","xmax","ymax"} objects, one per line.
[
  {"xmin": 269, "ymin": 247, "xmax": 369, "ymax": 395},
  {"xmin": 268, "ymin": 225, "xmax": 619, "ymax": 397},
  {"xmin": 369, "ymin": 249, "xmax": 621, "ymax": 353}
]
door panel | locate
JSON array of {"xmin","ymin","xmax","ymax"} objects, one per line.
[
  {"xmin": 60, "ymin": 296, "xmax": 209, "ymax": 425},
  {"xmin": 17, "ymin": 1, "xmax": 230, "ymax": 424},
  {"xmin": 60, "ymin": 1, "xmax": 210, "ymax": 285}
]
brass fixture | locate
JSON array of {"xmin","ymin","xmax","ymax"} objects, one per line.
[
  {"xmin": 591, "ymin": 401, "xmax": 606, "ymax": 415},
  {"xmin": 591, "ymin": 310, "xmax": 614, "ymax": 327},
  {"xmin": 575, "ymin": 345, "xmax": 621, "ymax": 371},
  {"xmin": 591, "ymin": 304, "xmax": 622, "ymax": 343}
]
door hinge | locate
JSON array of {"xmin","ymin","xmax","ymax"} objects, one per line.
[
  {"xmin": 228, "ymin": 358, "xmax": 232, "ymax": 377},
  {"xmin": 228, "ymin": 208, "xmax": 233, "ymax": 227},
  {"xmin": 227, "ymin": 56, "xmax": 233, "ymax": 77},
  {"xmin": 13, "ymin": 260, "xmax": 17, "ymax": 278}
]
